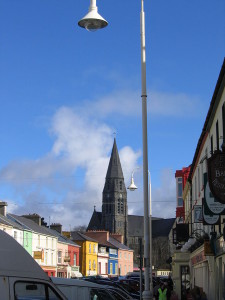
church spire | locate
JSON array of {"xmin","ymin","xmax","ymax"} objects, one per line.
[
  {"xmin": 102, "ymin": 138, "xmax": 128, "ymax": 244},
  {"xmin": 106, "ymin": 138, "xmax": 124, "ymax": 180}
]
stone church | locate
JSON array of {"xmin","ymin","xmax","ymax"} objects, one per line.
[{"xmin": 87, "ymin": 139, "xmax": 175, "ymax": 269}]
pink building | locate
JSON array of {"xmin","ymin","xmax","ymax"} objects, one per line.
[{"xmin": 85, "ymin": 231, "xmax": 133, "ymax": 276}]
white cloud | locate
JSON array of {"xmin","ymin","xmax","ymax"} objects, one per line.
[
  {"xmin": 0, "ymin": 106, "xmax": 141, "ymax": 229},
  {"xmin": 80, "ymin": 89, "xmax": 203, "ymax": 119},
  {"xmin": 152, "ymin": 168, "xmax": 176, "ymax": 218},
  {"xmin": 149, "ymin": 91, "xmax": 204, "ymax": 117}
]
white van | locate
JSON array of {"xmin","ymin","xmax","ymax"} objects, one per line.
[
  {"xmin": 0, "ymin": 230, "xmax": 67, "ymax": 300},
  {"xmin": 51, "ymin": 277, "xmax": 117, "ymax": 300}
]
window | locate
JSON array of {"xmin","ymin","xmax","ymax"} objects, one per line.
[
  {"xmin": 58, "ymin": 251, "xmax": 62, "ymax": 264},
  {"xmin": 14, "ymin": 231, "xmax": 17, "ymax": 241},
  {"xmin": 99, "ymin": 262, "xmax": 101, "ymax": 274},
  {"xmin": 14, "ymin": 281, "xmax": 63, "ymax": 300},
  {"xmin": 38, "ymin": 235, "xmax": 40, "ymax": 247},
  {"xmin": 105, "ymin": 263, "xmax": 108, "ymax": 274},
  {"xmin": 46, "ymin": 237, "xmax": 48, "ymax": 248},
  {"xmin": 25, "ymin": 233, "xmax": 28, "ymax": 247},
  {"xmin": 120, "ymin": 181, "xmax": 122, "ymax": 190},
  {"xmin": 74, "ymin": 253, "xmax": 77, "ymax": 266},
  {"xmin": 51, "ymin": 253, "xmax": 53, "ymax": 265},
  {"xmin": 177, "ymin": 177, "xmax": 183, "ymax": 206},
  {"xmin": 198, "ymin": 167, "xmax": 200, "ymax": 196},
  {"xmin": 109, "ymin": 248, "xmax": 117, "ymax": 255},
  {"xmin": 211, "ymin": 135, "xmax": 213, "ymax": 155},
  {"xmin": 195, "ymin": 176, "xmax": 197, "ymax": 200},
  {"xmin": 121, "ymin": 201, "xmax": 124, "ymax": 214},
  {"xmin": 45, "ymin": 251, "xmax": 48, "ymax": 265},
  {"xmin": 93, "ymin": 244, "xmax": 96, "ymax": 253},
  {"xmin": 223, "ymin": 104, "xmax": 225, "ymax": 144},
  {"xmin": 110, "ymin": 263, "xmax": 113, "ymax": 274},
  {"xmin": 115, "ymin": 263, "xmax": 118, "ymax": 274},
  {"xmin": 89, "ymin": 259, "xmax": 91, "ymax": 270},
  {"xmin": 93, "ymin": 260, "xmax": 96, "ymax": 270},
  {"xmin": 89, "ymin": 243, "xmax": 91, "ymax": 253},
  {"xmin": 216, "ymin": 120, "xmax": 219, "ymax": 150},
  {"xmin": 52, "ymin": 238, "xmax": 54, "ymax": 249},
  {"xmin": 118, "ymin": 200, "xmax": 120, "ymax": 214},
  {"xmin": 90, "ymin": 289, "xmax": 113, "ymax": 300}
]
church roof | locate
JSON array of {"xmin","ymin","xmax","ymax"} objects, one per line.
[
  {"xmin": 88, "ymin": 212, "xmax": 175, "ymax": 239},
  {"xmin": 87, "ymin": 209, "xmax": 103, "ymax": 231},
  {"xmin": 106, "ymin": 138, "xmax": 124, "ymax": 179},
  {"xmin": 128, "ymin": 215, "xmax": 175, "ymax": 238}
]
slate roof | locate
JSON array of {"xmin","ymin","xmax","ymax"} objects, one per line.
[
  {"xmin": 8, "ymin": 214, "xmax": 55, "ymax": 236},
  {"xmin": 152, "ymin": 218, "xmax": 176, "ymax": 238},
  {"xmin": 43, "ymin": 227, "xmax": 80, "ymax": 247},
  {"xmin": 7, "ymin": 214, "xmax": 80, "ymax": 247},
  {"xmin": 85, "ymin": 232, "xmax": 117, "ymax": 249},
  {"xmin": 108, "ymin": 236, "xmax": 132, "ymax": 251},
  {"xmin": 0, "ymin": 214, "xmax": 24, "ymax": 230},
  {"xmin": 70, "ymin": 231, "xmax": 98, "ymax": 243},
  {"xmin": 87, "ymin": 209, "xmax": 103, "ymax": 231},
  {"xmin": 128, "ymin": 215, "xmax": 171, "ymax": 237},
  {"xmin": 87, "ymin": 212, "xmax": 175, "ymax": 239}
]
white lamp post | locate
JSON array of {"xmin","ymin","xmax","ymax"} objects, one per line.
[
  {"xmin": 78, "ymin": 1, "xmax": 151, "ymax": 299},
  {"xmin": 128, "ymin": 170, "xmax": 153, "ymax": 300}
]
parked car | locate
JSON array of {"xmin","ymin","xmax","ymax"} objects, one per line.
[
  {"xmin": 51, "ymin": 277, "xmax": 119, "ymax": 300},
  {"xmin": 0, "ymin": 230, "xmax": 67, "ymax": 300}
]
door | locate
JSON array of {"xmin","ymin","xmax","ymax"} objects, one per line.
[{"xmin": 180, "ymin": 265, "xmax": 190, "ymax": 300}]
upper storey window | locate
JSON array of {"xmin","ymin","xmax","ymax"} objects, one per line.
[{"xmin": 177, "ymin": 177, "xmax": 183, "ymax": 207}]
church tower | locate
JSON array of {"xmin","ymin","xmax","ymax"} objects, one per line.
[{"xmin": 102, "ymin": 139, "xmax": 128, "ymax": 244}]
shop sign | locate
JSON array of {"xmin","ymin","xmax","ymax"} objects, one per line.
[
  {"xmin": 203, "ymin": 198, "xmax": 220, "ymax": 225},
  {"xmin": 33, "ymin": 251, "xmax": 43, "ymax": 260},
  {"xmin": 203, "ymin": 173, "xmax": 222, "ymax": 225},
  {"xmin": 191, "ymin": 251, "xmax": 205, "ymax": 265},
  {"xmin": 208, "ymin": 151, "xmax": 225, "ymax": 204}
]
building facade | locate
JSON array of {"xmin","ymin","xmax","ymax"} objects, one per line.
[{"xmin": 172, "ymin": 58, "xmax": 225, "ymax": 300}]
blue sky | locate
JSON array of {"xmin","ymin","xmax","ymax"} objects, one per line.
[{"xmin": 0, "ymin": 0, "xmax": 224, "ymax": 230}]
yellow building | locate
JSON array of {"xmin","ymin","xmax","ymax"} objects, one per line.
[{"xmin": 71, "ymin": 231, "xmax": 98, "ymax": 276}]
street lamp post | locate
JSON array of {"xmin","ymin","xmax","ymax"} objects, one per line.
[
  {"xmin": 78, "ymin": 1, "xmax": 151, "ymax": 299},
  {"xmin": 128, "ymin": 169, "xmax": 153, "ymax": 300}
]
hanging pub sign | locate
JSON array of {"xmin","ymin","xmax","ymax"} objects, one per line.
[
  {"xmin": 204, "ymin": 173, "xmax": 225, "ymax": 214},
  {"xmin": 203, "ymin": 197, "xmax": 220, "ymax": 225},
  {"xmin": 208, "ymin": 150, "xmax": 225, "ymax": 204}
]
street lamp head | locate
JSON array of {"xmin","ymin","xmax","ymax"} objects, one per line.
[
  {"xmin": 78, "ymin": 0, "xmax": 108, "ymax": 31},
  {"xmin": 127, "ymin": 174, "xmax": 138, "ymax": 191}
]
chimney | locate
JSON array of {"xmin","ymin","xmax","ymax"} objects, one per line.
[
  {"xmin": 50, "ymin": 223, "xmax": 62, "ymax": 234},
  {"xmin": 22, "ymin": 213, "xmax": 42, "ymax": 226},
  {"xmin": 110, "ymin": 233, "xmax": 123, "ymax": 244},
  {"xmin": 0, "ymin": 201, "xmax": 7, "ymax": 217}
]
